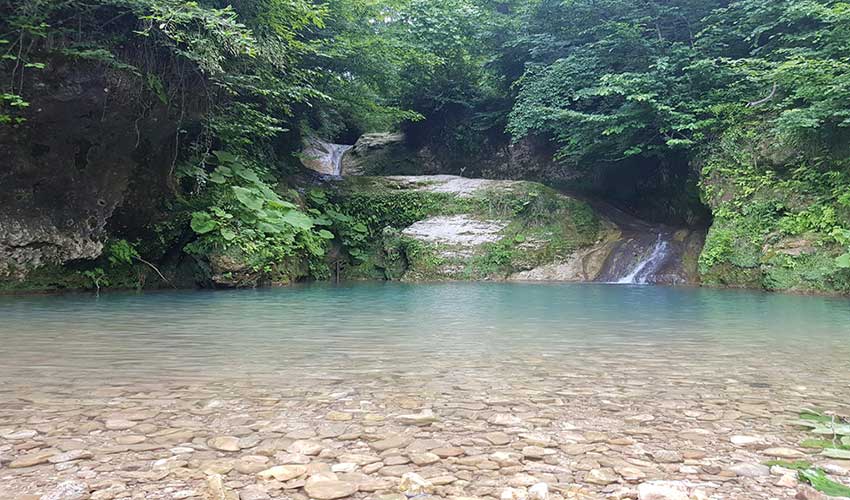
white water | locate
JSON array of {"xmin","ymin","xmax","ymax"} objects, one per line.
[
  {"xmin": 328, "ymin": 143, "xmax": 353, "ymax": 176},
  {"xmin": 302, "ymin": 139, "xmax": 353, "ymax": 176},
  {"xmin": 617, "ymin": 234, "xmax": 671, "ymax": 284}
]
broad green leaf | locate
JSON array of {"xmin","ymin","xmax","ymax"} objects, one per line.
[
  {"xmin": 190, "ymin": 212, "xmax": 217, "ymax": 234},
  {"xmin": 318, "ymin": 229, "xmax": 335, "ymax": 239},
  {"xmin": 232, "ymin": 186, "xmax": 264, "ymax": 211},
  {"xmin": 280, "ymin": 210, "xmax": 314, "ymax": 230},
  {"xmin": 220, "ymin": 227, "xmax": 237, "ymax": 241}
]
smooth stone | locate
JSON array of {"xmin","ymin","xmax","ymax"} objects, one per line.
[
  {"xmin": 48, "ymin": 450, "xmax": 93, "ymax": 463},
  {"xmin": 234, "ymin": 455, "xmax": 270, "ymax": 474},
  {"xmin": 484, "ymin": 432, "xmax": 512, "ymax": 445},
  {"xmin": 208, "ymin": 436, "xmax": 242, "ymax": 452},
  {"xmin": 617, "ymin": 466, "xmax": 647, "ymax": 481},
  {"xmin": 104, "ymin": 419, "xmax": 136, "ymax": 431},
  {"xmin": 522, "ymin": 446, "xmax": 546, "ymax": 460},
  {"xmin": 10, "ymin": 449, "xmax": 58, "ymax": 468},
  {"xmin": 287, "ymin": 440, "xmax": 323, "ymax": 456},
  {"xmin": 338, "ymin": 453, "xmax": 381, "ymax": 465},
  {"xmin": 410, "ymin": 452, "xmax": 440, "ymax": 466},
  {"xmin": 730, "ymin": 435, "xmax": 765, "ymax": 447},
  {"xmin": 432, "ymin": 447, "xmax": 464, "ymax": 458},
  {"xmin": 586, "ymin": 468, "xmax": 618, "ymax": 485},
  {"xmin": 326, "ymin": 411, "xmax": 353, "ymax": 422},
  {"xmin": 2, "ymin": 429, "xmax": 38, "ymax": 440},
  {"xmin": 257, "ymin": 465, "xmax": 308, "ymax": 481},
  {"xmin": 764, "ymin": 447, "xmax": 806, "ymax": 459},
  {"xmin": 239, "ymin": 485, "xmax": 270, "ymax": 500},
  {"xmin": 729, "ymin": 462, "xmax": 770, "ymax": 477},
  {"xmin": 650, "ymin": 450, "xmax": 683, "ymax": 463},
  {"xmin": 303, "ymin": 480, "xmax": 359, "ymax": 500},
  {"xmin": 371, "ymin": 435, "xmax": 411, "ymax": 452},
  {"xmin": 397, "ymin": 410, "xmax": 438, "ymax": 426}
]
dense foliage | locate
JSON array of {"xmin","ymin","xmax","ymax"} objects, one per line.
[{"xmin": 2, "ymin": 0, "xmax": 849, "ymax": 292}]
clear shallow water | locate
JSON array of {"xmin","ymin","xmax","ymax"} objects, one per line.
[
  {"xmin": 3, "ymin": 283, "xmax": 850, "ymax": 499},
  {"xmin": 1, "ymin": 282, "xmax": 849, "ymax": 385}
]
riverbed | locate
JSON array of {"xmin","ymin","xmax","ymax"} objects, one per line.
[{"xmin": 1, "ymin": 283, "xmax": 849, "ymax": 499}]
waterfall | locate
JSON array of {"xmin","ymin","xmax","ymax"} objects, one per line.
[
  {"xmin": 328, "ymin": 143, "xmax": 353, "ymax": 176},
  {"xmin": 616, "ymin": 234, "xmax": 671, "ymax": 284},
  {"xmin": 301, "ymin": 139, "xmax": 353, "ymax": 176}
]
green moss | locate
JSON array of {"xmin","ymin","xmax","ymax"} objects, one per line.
[
  {"xmin": 699, "ymin": 123, "xmax": 850, "ymax": 294},
  {"xmin": 763, "ymin": 460, "xmax": 813, "ymax": 470}
]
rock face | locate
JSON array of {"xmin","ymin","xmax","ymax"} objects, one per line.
[
  {"xmin": 330, "ymin": 175, "xmax": 615, "ymax": 281},
  {"xmin": 0, "ymin": 59, "xmax": 182, "ymax": 285}
]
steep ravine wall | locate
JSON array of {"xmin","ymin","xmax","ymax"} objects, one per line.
[{"xmin": 0, "ymin": 60, "xmax": 191, "ymax": 288}]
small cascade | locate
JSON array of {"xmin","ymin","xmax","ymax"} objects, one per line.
[
  {"xmin": 616, "ymin": 234, "xmax": 671, "ymax": 284},
  {"xmin": 301, "ymin": 139, "xmax": 353, "ymax": 176},
  {"xmin": 328, "ymin": 143, "xmax": 353, "ymax": 176}
]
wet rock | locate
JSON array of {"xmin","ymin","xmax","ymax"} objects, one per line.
[
  {"xmin": 40, "ymin": 480, "xmax": 89, "ymax": 500},
  {"xmin": 304, "ymin": 480, "xmax": 359, "ymax": 500}
]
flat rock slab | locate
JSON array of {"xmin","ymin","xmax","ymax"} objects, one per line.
[
  {"xmin": 402, "ymin": 215, "xmax": 507, "ymax": 248},
  {"xmin": 304, "ymin": 480, "xmax": 359, "ymax": 499}
]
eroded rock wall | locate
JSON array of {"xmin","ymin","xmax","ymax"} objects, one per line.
[{"xmin": 0, "ymin": 60, "xmax": 180, "ymax": 283}]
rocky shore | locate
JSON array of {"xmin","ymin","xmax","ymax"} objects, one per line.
[{"xmin": 2, "ymin": 354, "xmax": 847, "ymax": 500}]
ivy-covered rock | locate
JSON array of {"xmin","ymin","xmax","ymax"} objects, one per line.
[
  {"xmin": 316, "ymin": 175, "xmax": 616, "ymax": 281},
  {"xmin": 698, "ymin": 125, "xmax": 850, "ymax": 294}
]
